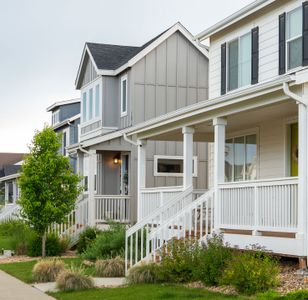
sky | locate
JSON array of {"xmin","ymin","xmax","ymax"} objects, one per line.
[{"xmin": 0, "ymin": 0, "xmax": 253, "ymax": 153}]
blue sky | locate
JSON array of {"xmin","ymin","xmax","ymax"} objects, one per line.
[{"xmin": 0, "ymin": 0, "xmax": 253, "ymax": 152}]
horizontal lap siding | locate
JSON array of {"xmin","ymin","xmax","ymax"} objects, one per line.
[{"xmin": 208, "ymin": 0, "xmax": 302, "ymax": 99}]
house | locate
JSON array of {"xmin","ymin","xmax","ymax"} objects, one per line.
[
  {"xmin": 46, "ymin": 98, "xmax": 81, "ymax": 171},
  {"xmin": 0, "ymin": 99, "xmax": 80, "ymax": 221},
  {"xmin": 123, "ymin": 0, "xmax": 308, "ymax": 271},
  {"xmin": 66, "ymin": 22, "xmax": 209, "ymax": 230}
]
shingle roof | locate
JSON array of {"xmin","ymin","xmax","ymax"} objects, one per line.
[{"xmin": 86, "ymin": 27, "xmax": 170, "ymax": 71}]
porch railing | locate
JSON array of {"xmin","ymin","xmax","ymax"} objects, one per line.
[
  {"xmin": 219, "ymin": 177, "xmax": 298, "ymax": 232},
  {"xmin": 139, "ymin": 186, "xmax": 183, "ymax": 219},
  {"xmin": 94, "ymin": 195, "xmax": 131, "ymax": 223}
]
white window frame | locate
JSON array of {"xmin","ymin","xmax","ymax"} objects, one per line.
[
  {"xmin": 154, "ymin": 155, "xmax": 198, "ymax": 177},
  {"xmin": 121, "ymin": 75, "xmax": 128, "ymax": 117},
  {"xmin": 227, "ymin": 32, "xmax": 252, "ymax": 92},
  {"xmin": 52, "ymin": 110, "xmax": 60, "ymax": 125},
  {"xmin": 62, "ymin": 127, "xmax": 70, "ymax": 156},
  {"xmin": 286, "ymin": 6, "xmax": 302, "ymax": 71},
  {"xmin": 82, "ymin": 91, "xmax": 87, "ymax": 123}
]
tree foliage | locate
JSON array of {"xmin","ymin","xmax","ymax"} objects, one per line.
[{"xmin": 18, "ymin": 126, "xmax": 82, "ymax": 256}]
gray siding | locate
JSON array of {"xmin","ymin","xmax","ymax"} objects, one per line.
[
  {"xmin": 81, "ymin": 56, "xmax": 98, "ymax": 88},
  {"xmin": 58, "ymin": 103, "xmax": 80, "ymax": 123}
]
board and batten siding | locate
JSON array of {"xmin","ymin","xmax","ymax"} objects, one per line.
[
  {"xmin": 81, "ymin": 56, "xmax": 98, "ymax": 88},
  {"xmin": 208, "ymin": 0, "xmax": 302, "ymax": 99}
]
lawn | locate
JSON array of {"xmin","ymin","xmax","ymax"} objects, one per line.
[
  {"xmin": 0, "ymin": 257, "xmax": 95, "ymax": 283},
  {"xmin": 50, "ymin": 284, "xmax": 248, "ymax": 300}
]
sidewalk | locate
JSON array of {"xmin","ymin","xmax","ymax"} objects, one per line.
[{"xmin": 0, "ymin": 270, "xmax": 55, "ymax": 300}]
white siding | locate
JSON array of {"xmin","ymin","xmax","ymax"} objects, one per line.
[{"xmin": 208, "ymin": 0, "xmax": 304, "ymax": 99}]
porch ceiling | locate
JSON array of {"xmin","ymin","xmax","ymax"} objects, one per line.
[{"xmin": 147, "ymin": 99, "xmax": 297, "ymax": 142}]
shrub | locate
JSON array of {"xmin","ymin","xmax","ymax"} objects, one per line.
[
  {"xmin": 32, "ymin": 258, "xmax": 65, "ymax": 282},
  {"xmin": 56, "ymin": 265, "xmax": 94, "ymax": 291},
  {"xmin": 27, "ymin": 233, "xmax": 63, "ymax": 257},
  {"xmin": 127, "ymin": 263, "xmax": 161, "ymax": 284},
  {"xmin": 59, "ymin": 236, "xmax": 71, "ymax": 254},
  {"xmin": 82, "ymin": 222, "xmax": 125, "ymax": 260},
  {"xmin": 159, "ymin": 238, "xmax": 200, "ymax": 283},
  {"xmin": 193, "ymin": 234, "xmax": 233, "ymax": 286},
  {"xmin": 221, "ymin": 247, "xmax": 280, "ymax": 295},
  {"xmin": 77, "ymin": 227, "xmax": 101, "ymax": 254},
  {"xmin": 95, "ymin": 256, "xmax": 125, "ymax": 277}
]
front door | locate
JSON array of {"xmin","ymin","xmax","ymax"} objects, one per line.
[{"xmin": 290, "ymin": 123, "xmax": 298, "ymax": 177}]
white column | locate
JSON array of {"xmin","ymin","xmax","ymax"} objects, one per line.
[
  {"xmin": 213, "ymin": 117, "xmax": 227, "ymax": 231},
  {"xmin": 137, "ymin": 140, "xmax": 147, "ymax": 222},
  {"xmin": 182, "ymin": 126, "xmax": 195, "ymax": 189},
  {"xmin": 12, "ymin": 181, "xmax": 17, "ymax": 204},
  {"xmin": 4, "ymin": 182, "xmax": 9, "ymax": 203},
  {"xmin": 88, "ymin": 150, "xmax": 97, "ymax": 227}
]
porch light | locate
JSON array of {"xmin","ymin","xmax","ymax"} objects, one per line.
[{"xmin": 113, "ymin": 155, "xmax": 120, "ymax": 165}]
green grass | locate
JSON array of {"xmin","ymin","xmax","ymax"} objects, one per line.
[
  {"xmin": 50, "ymin": 284, "xmax": 247, "ymax": 300},
  {"xmin": 0, "ymin": 257, "xmax": 95, "ymax": 283}
]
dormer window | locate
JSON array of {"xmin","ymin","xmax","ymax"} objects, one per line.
[
  {"xmin": 286, "ymin": 7, "xmax": 302, "ymax": 70},
  {"xmin": 228, "ymin": 33, "xmax": 251, "ymax": 92},
  {"xmin": 121, "ymin": 75, "xmax": 127, "ymax": 116},
  {"xmin": 52, "ymin": 110, "xmax": 60, "ymax": 125}
]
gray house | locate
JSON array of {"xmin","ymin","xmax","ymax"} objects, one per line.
[
  {"xmin": 46, "ymin": 98, "xmax": 81, "ymax": 171},
  {"xmin": 68, "ymin": 22, "xmax": 209, "ymax": 228}
]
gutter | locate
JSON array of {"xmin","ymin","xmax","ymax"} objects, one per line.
[
  {"xmin": 283, "ymin": 82, "xmax": 307, "ymax": 106},
  {"xmin": 78, "ymin": 145, "xmax": 90, "ymax": 155},
  {"xmin": 123, "ymin": 133, "xmax": 141, "ymax": 146}
]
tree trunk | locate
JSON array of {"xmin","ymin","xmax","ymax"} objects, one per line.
[{"xmin": 42, "ymin": 232, "xmax": 46, "ymax": 258}]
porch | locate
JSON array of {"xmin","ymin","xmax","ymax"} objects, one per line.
[{"xmin": 131, "ymin": 86, "xmax": 306, "ymax": 258}]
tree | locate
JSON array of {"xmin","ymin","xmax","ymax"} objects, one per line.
[{"xmin": 18, "ymin": 126, "xmax": 82, "ymax": 257}]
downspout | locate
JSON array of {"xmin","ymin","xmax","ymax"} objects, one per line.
[
  {"xmin": 78, "ymin": 145, "xmax": 90, "ymax": 155},
  {"xmin": 123, "ymin": 133, "xmax": 141, "ymax": 146},
  {"xmin": 283, "ymin": 82, "xmax": 307, "ymax": 106}
]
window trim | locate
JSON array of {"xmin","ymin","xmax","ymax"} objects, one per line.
[
  {"xmin": 286, "ymin": 6, "xmax": 303, "ymax": 71},
  {"xmin": 226, "ymin": 31, "xmax": 252, "ymax": 93},
  {"xmin": 62, "ymin": 127, "xmax": 70, "ymax": 157},
  {"xmin": 154, "ymin": 155, "xmax": 198, "ymax": 177},
  {"xmin": 121, "ymin": 75, "xmax": 128, "ymax": 117},
  {"xmin": 52, "ymin": 110, "xmax": 60, "ymax": 125}
]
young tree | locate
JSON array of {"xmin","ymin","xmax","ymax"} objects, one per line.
[{"xmin": 18, "ymin": 126, "xmax": 82, "ymax": 257}]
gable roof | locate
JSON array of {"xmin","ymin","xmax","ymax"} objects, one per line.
[
  {"xmin": 75, "ymin": 22, "xmax": 208, "ymax": 88},
  {"xmin": 195, "ymin": 0, "xmax": 276, "ymax": 41},
  {"xmin": 46, "ymin": 98, "xmax": 80, "ymax": 112},
  {"xmin": 0, "ymin": 153, "xmax": 26, "ymax": 169}
]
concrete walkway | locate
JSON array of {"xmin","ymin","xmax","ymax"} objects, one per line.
[{"xmin": 0, "ymin": 270, "xmax": 55, "ymax": 300}]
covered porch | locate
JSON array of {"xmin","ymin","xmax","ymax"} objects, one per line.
[{"xmin": 132, "ymin": 82, "xmax": 307, "ymax": 258}]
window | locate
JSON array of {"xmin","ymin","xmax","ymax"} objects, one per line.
[
  {"xmin": 62, "ymin": 128, "xmax": 69, "ymax": 156},
  {"xmin": 228, "ymin": 33, "xmax": 251, "ymax": 91},
  {"xmin": 225, "ymin": 134, "xmax": 257, "ymax": 182},
  {"xmin": 89, "ymin": 88, "xmax": 93, "ymax": 120},
  {"xmin": 82, "ymin": 92, "xmax": 87, "ymax": 122},
  {"xmin": 95, "ymin": 84, "xmax": 100, "ymax": 118},
  {"xmin": 52, "ymin": 110, "xmax": 60, "ymax": 125},
  {"xmin": 154, "ymin": 155, "xmax": 198, "ymax": 177},
  {"xmin": 121, "ymin": 75, "xmax": 127, "ymax": 116},
  {"xmin": 287, "ymin": 7, "xmax": 302, "ymax": 70}
]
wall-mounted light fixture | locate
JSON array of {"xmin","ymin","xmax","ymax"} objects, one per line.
[{"xmin": 113, "ymin": 154, "xmax": 121, "ymax": 165}]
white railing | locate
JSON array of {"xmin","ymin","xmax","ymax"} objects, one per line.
[
  {"xmin": 0, "ymin": 204, "xmax": 20, "ymax": 222},
  {"xmin": 95, "ymin": 195, "xmax": 130, "ymax": 223},
  {"xmin": 125, "ymin": 186, "xmax": 193, "ymax": 272},
  {"xmin": 219, "ymin": 177, "xmax": 298, "ymax": 232},
  {"xmin": 139, "ymin": 186, "xmax": 183, "ymax": 219}
]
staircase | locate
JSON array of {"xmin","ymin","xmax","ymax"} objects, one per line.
[
  {"xmin": 0, "ymin": 204, "xmax": 21, "ymax": 222},
  {"xmin": 125, "ymin": 187, "xmax": 214, "ymax": 273}
]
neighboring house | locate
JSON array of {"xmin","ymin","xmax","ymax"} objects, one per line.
[
  {"xmin": 46, "ymin": 98, "xmax": 81, "ymax": 171},
  {"xmin": 122, "ymin": 0, "xmax": 308, "ymax": 270},
  {"xmin": 67, "ymin": 22, "xmax": 209, "ymax": 230}
]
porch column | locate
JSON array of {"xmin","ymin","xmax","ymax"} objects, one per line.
[
  {"xmin": 76, "ymin": 151, "xmax": 84, "ymax": 177},
  {"xmin": 4, "ymin": 182, "xmax": 9, "ymax": 204},
  {"xmin": 88, "ymin": 150, "xmax": 97, "ymax": 227},
  {"xmin": 12, "ymin": 181, "xmax": 17, "ymax": 203},
  {"xmin": 137, "ymin": 140, "xmax": 147, "ymax": 222},
  {"xmin": 182, "ymin": 126, "xmax": 195, "ymax": 189},
  {"xmin": 213, "ymin": 117, "xmax": 227, "ymax": 231}
]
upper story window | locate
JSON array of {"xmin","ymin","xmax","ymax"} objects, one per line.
[
  {"xmin": 62, "ymin": 128, "xmax": 69, "ymax": 156},
  {"xmin": 82, "ymin": 92, "xmax": 87, "ymax": 122},
  {"xmin": 287, "ymin": 7, "xmax": 302, "ymax": 70},
  {"xmin": 228, "ymin": 33, "xmax": 251, "ymax": 92},
  {"xmin": 81, "ymin": 82, "xmax": 101, "ymax": 124},
  {"xmin": 52, "ymin": 110, "xmax": 60, "ymax": 125},
  {"xmin": 95, "ymin": 84, "xmax": 100, "ymax": 118},
  {"xmin": 121, "ymin": 75, "xmax": 127, "ymax": 116}
]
